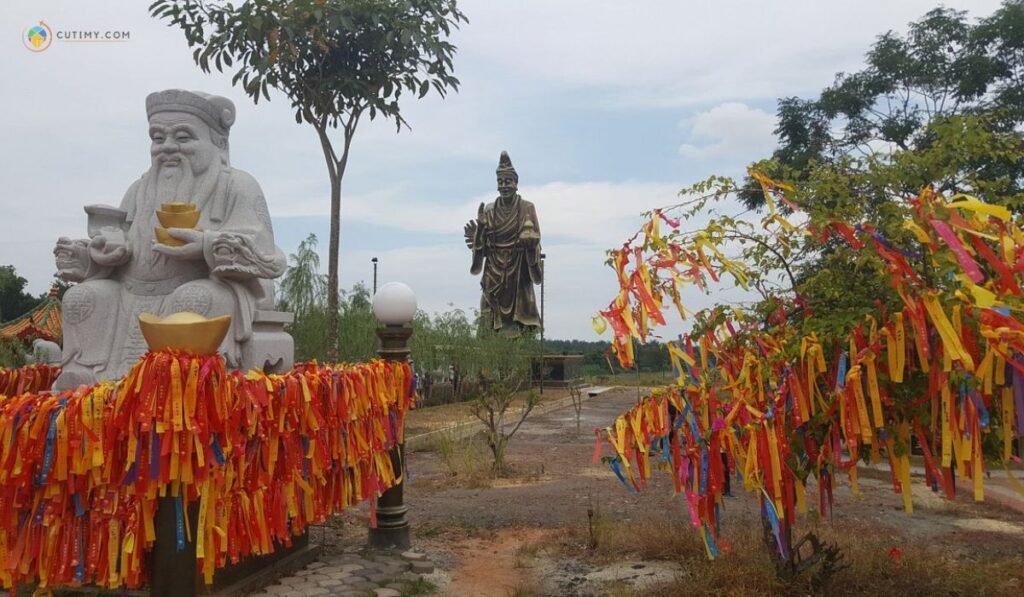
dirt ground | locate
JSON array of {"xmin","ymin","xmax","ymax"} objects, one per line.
[{"xmin": 323, "ymin": 388, "xmax": 1024, "ymax": 596}]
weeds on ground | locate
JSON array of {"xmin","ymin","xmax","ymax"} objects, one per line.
[
  {"xmin": 505, "ymin": 581, "xmax": 541, "ymax": 597},
  {"xmin": 399, "ymin": 577, "xmax": 437, "ymax": 596},
  {"xmin": 434, "ymin": 429, "xmax": 483, "ymax": 477},
  {"xmin": 513, "ymin": 541, "xmax": 542, "ymax": 569},
  {"xmin": 605, "ymin": 583, "xmax": 645, "ymax": 597},
  {"xmin": 561, "ymin": 511, "xmax": 1024, "ymax": 596},
  {"xmin": 427, "ymin": 429, "xmax": 546, "ymax": 489}
]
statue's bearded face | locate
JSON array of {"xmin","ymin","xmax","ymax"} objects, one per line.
[
  {"xmin": 148, "ymin": 112, "xmax": 222, "ymax": 203},
  {"xmin": 497, "ymin": 174, "xmax": 517, "ymax": 200},
  {"xmin": 149, "ymin": 112, "xmax": 220, "ymax": 175}
]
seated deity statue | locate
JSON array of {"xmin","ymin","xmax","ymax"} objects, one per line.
[{"xmin": 52, "ymin": 89, "xmax": 289, "ymax": 391}]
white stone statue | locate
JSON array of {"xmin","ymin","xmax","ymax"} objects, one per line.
[
  {"xmin": 28, "ymin": 338, "xmax": 62, "ymax": 365},
  {"xmin": 52, "ymin": 90, "xmax": 293, "ymax": 390}
]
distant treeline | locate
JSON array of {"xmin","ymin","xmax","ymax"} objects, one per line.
[{"xmin": 542, "ymin": 338, "xmax": 671, "ymax": 374}]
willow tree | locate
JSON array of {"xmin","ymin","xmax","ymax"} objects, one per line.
[{"xmin": 150, "ymin": 0, "xmax": 468, "ymax": 358}]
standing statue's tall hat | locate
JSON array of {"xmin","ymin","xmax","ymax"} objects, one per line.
[{"xmin": 496, "ymin": 150, "xmax": 518, "ymax": 180}]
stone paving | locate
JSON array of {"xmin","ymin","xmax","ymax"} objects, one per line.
[{"xmin": 249, "ymin": 549, "xmax": 436, "ymax": 597}]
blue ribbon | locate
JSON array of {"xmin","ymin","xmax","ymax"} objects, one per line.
[
  {"xmin": 704, "ymin": 524, "xmax": 720, "ymax": 558},
  {"xmin": 699, "ymin": 450, "xmax": 708, "ymax": 496},
  {"xmin": 211, "ymin": 435, "xmax": 225, "ymax": 465},
  {"xmin": 836, "ymin": 353, "xmax": 848, "ymax": 391},
  {"xmin": 75, "ymin": 525, "xmax": 85, "ymax": 582},
  {"xmin": 761, "ymin": 496, "xmax": 786, "ymax": 558},
  {"xmin": 149, "ymin": 430, "xmax": 160, "ymax": 480},
  {"xmin": 175, "ymin": 493, "xmax": 186, "ymax": 551},
  {"xmin": 36, "ymin": 410, "xmax": 59, "ymax": 486},
  {"xmin": 609, "ymin": 459, "xmax": 636, "ymax": 494}
]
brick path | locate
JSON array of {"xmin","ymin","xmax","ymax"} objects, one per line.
[{"xmin": 249, "ymin": 549, "xmax": 436, "ymax": 597}]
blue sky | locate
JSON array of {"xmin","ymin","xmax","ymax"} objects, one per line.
[{"xmin": 0, "ymin": 0, "xmax": 1003, "ymax": 339}]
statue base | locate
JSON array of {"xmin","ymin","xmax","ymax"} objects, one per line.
[{"xmin": 533, "ymin": 354, "xmax": 584, "ymax": 388}]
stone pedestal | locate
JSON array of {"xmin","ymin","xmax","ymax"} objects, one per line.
[{"xmin": 533, "ymin": 354, "xmax": 584, "ymax": 387}]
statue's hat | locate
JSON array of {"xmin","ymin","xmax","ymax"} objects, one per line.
[
  {"xmin": 496, "ymin": 150, "xmax": 518, "ymax": 179},
  {"xmin": 146, "ymin": 89, "xmax": 236, "ymax": 135}
]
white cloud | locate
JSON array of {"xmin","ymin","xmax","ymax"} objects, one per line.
[
  {"xmin": 337, "ymin": 181, "xmax": 683, "ymax": 245},
  {"xmin": 678, "ymin": 102, "xmax": 776, "ymax": 162},
  {"xmin": 457, "ymin": 0, "xmax": 1003, "ymax": 108}
]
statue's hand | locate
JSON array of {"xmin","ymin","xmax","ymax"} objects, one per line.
[
  {"xmin": 463, "ymin": 220, "xmax": 478, "ymax": 249},
  {"xmin": 89, "ymin": 229, "xmax": 130, "ymax": 267},
  {"xmin": 54, "ymin": 237, "xmax": 92, "ymax": 282},
  {"xmin": 152, "ymin": 228, "xmax": 204, "ymax": 260}
]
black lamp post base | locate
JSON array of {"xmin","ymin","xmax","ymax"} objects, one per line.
[{"xmin": 367, "ymin": 523, "xmax": 411, "ymax": 550}]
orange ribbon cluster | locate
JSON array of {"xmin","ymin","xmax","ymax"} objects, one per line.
[
  {"xmin": 597, "ymin": 175, "xmax": 1024, "ymax": 560},
  {"xmin": 0, "ymin": 351, "xmax": 413, "ymax": 589},
  {"xmin": 0, "ymin": 364, "xmax": 61, "ymax": 396}
]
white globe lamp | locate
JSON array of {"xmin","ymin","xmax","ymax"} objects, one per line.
[{"xmin": 372, "ymin": 282, "xmax": 417, "ymax": 326}]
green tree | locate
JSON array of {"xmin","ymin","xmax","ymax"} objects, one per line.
[
  {"xmin": 468, "ymin": 332, "xmax": 539, "ymax": 474},
  {"xmin": 151, "ymin": 0, "xmax": 468, "ymax": 359},
  {"xmin": 278, "ymin": 233, "xmax": 326, "ymax": 318},
  {"xmin": 0, "ymin": 265, "xmax": 40, "ymax": 323},
  {"xmin": 278, "ymin": 233, "xmax": 331, "ymax": 361},
  {"xmin": 410, "ymin": 307, "xmax": 477, "ymax": 401},
  {"xmin": 741, "ymin": 1, "xmax": 1024, "ymax": 210},
  {"xmin": 336, "ymin": 282, "xmax": 377, "ymax": 363}
]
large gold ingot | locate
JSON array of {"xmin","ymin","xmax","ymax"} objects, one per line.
[
  {"xmin": 155, "ymin": 202, "xmax": 200, "ymax": 247},
  {"xmin": 138, "ymin": 311, "xmax": 231, "ymax": 355}
]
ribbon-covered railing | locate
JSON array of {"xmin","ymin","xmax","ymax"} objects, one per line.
[
  {"xmin": 0, "ymin": 364, "xmax": 61, "ymax": 395},
  {"xmin": 594, "ymin": 173, "xmax": 1024, "ymax": 561},
  {"xmin": 0, "ymin": 350, "xmax": 414, "ymax": 590}
]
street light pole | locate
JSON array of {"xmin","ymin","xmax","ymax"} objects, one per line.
[
  {"xmin": 539, "ymin": 252, "xmax": 546, "ymax": 395},
  {"xmin": 372, "ymin": 257, "xmax": 379, "ymax": 295},
  {"xmin": 368, "ymin": 282, "xmax": 415, "ymax": 550}
]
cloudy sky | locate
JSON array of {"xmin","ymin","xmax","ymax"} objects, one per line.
[{"xmin": 0, "ymin": 0, "xmax": 1003, "ymax": 340}]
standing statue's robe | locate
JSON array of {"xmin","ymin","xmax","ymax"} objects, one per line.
[
  {"xmin": 57, "ymin": 165, "xmax": 285, "ymax": 388},
  {"xmin": 471, "ymin": 194, "xmax": 542, "ymax": 331}
]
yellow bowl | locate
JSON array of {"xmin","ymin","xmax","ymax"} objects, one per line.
[
  {"xmin": 156, "ymin": 209, "xmax": 200, "ymax": 229},
  {"xmin": 154, "ymin": 227, "xmax": 185, "ymax": 246},
  {"xmin": 161, "ymin": 202, "xmax": 197, "ymax": 213},
  {"xmin": 138, "ymin": 311, "xmax": 231, "ymax": 355}
]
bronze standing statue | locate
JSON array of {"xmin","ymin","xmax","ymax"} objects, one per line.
[{"xmin": 464, "ymin": 151, "xmax": 542, "ymax": 335}]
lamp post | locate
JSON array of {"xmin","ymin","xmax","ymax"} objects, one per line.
[
  {"xmin": 371, "ymin": 257, "xmax": 379, "ymax": 295},
  {"xmin": 539, "ymin": 252, "xmax": 546, "ymax": 394},
  {"xmin": 369, "ymin": 282, "xmax": 415, "ymax": 549}
]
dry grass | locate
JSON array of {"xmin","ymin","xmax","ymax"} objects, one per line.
[
  {"xmin": 557, "ymin": 513, "xmax": 1024, "ymax": 596},
  {"xmin": 406, "ymin": 387, "xmax": 571, "ymax": 436},
  {"xmin": 586, "ymin": 370, "xmax": 676, "ymax": 387},
  {"xmin": 513, "ymin": 540, "xmax": 542, "ymax": 569},
  {"xmin": 504, "ymin": 581, "xmax": 541, "ymax": 596},
  {"xmin": 419, "ymin": 429, "xmax": 546, "ymax": 489}
]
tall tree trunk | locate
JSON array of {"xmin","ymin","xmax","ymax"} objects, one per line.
[
  {"xmin": 326, "ymin": 173, "xmax": 341, "ymax": 361},
  {"xmin": 315, "ymin": 115, "xmax": 357, "ymax": 363}
]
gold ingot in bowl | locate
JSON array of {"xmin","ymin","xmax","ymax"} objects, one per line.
[
  {"xmin": 154, "ymin": 227, "xmax": 186, "ymax": 246},
  {"xmin": 138, "ymin": 311, "xmax": 231, "ymax": 355},
  {"xmin": 161, "ymin": 202, "xmax": 197, "ymax": 214},
  {"xmin": 156, "ymin": 208, "xmax": 200, "ymax": 229}
]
